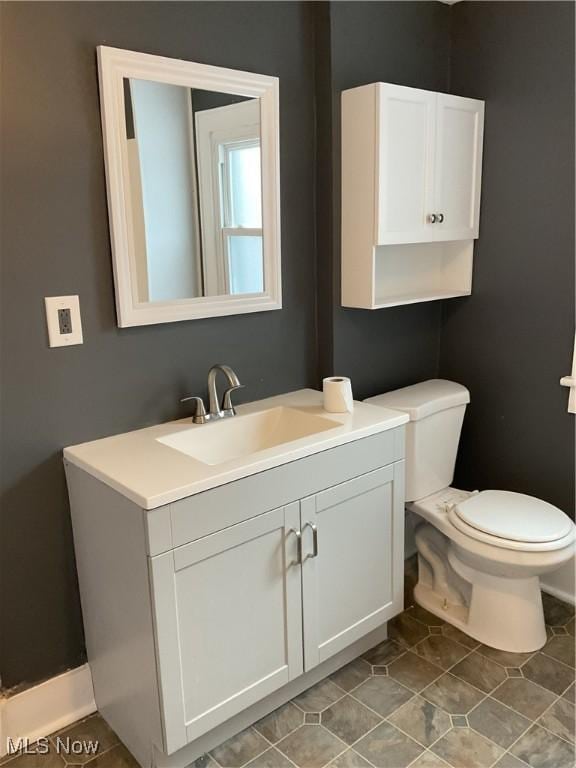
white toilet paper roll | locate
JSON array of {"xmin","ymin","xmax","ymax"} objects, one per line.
[{"xmin": 323, "ymin": 377, "xmax": 354, "ymax": 413}]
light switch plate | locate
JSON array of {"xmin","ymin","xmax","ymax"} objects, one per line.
[{"xmin": 45, "ymin": 295, "xmax": 83, "ymax": 347}]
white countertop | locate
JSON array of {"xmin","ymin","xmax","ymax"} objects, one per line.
[{"xmin": 63, "ymin": 388, "xmax": 408, "ymax": 509}]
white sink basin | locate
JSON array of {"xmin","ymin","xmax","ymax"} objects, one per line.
[{"xmin": 157, "ymin": 406, "xmax": 341, "ymax": 466}]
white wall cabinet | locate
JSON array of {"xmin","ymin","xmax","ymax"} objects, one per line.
[
  {"xmin": 66, "ymin": 429, "xmax": 405, "ymax": 768},
  {"xmin": 342, "ymin": 82, "xmax": 484, "ymax": 309}
]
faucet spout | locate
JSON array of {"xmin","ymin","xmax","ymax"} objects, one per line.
[{"xmin": 207, "ymin": 364, "xmax": 242, "ymax": 418}]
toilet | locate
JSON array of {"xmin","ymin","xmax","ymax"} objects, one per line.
[{"xmin": 365, "ymin": 379, "xmax": 576, "ymax": 653}]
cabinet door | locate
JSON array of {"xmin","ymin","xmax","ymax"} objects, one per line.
[
  {"xmin": 301, "ymin": 464, "xmax": 404, "ymax": 671},
  {"xmin": 149, "ymin": 504, "xmax": 303, "ymax": 753},
  {"xmin": 376, "ymin": 84, "xmax": 436, "ymax": 245},
  {"xmin": 433, "ymin": 94, "xmax": 484, "ymax": 241}
]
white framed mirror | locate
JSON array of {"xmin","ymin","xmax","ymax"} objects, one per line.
[{"xmin": 97, "ymin": 46, "xmax": 281, "ymax": 326}]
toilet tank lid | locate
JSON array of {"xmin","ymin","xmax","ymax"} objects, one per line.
[{"xmin": 364, "ymin": 379, "xmax": 470, "ymax": 421}]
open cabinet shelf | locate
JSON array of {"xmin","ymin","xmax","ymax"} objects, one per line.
[{"xmin": 372, "ymin": 240, "xmax": 473, "ymax": 309}]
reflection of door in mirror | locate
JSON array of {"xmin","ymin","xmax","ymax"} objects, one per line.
[
  {"xmin": 195, "ymin": 100, "xmax": 263, "ymax": 297},
  {"xmin": 125, "ymin": 79, "xmax": 203, "ymax": 302}
]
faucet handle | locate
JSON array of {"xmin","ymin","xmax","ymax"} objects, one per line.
[
  {"xmin": 180, "ymin": 395, "xmax": 210, "ymax": 424},
  {"xmin": 221, "ymin": 384, "xmax": 244, "ymax": 416}
]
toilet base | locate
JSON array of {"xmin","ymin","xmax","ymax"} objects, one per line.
[{"xmin": 414, "ymin": 524, "xmax": 548, "ymax": 653}]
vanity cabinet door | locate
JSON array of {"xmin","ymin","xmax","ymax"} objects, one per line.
[
  {"xmin": 301, "ymin": 464, "xmax": 404, "ymax": 671},
  {"xmin": 376, "ymin": 84, "xmax": 437, "ymax": 245},
  {"xmin": 149, "ymin": 503, "xmax": 303, "ymax": 753},
  {"xmin": 432, "ymin": 94, "xmax": 484, "ymax": 241}
]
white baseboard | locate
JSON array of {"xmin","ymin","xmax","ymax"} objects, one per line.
[
  {"xmin": 541, "ymin": 582, "xmax": 576, "ymax": 606},
  {"xmin": 0, "ymin": 664, "xmax": 96, "ymax": 757}
]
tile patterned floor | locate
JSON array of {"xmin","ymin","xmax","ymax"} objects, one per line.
[{"xmin": 2, "ymin": 561, "xmax": 574, "ymax": 768}]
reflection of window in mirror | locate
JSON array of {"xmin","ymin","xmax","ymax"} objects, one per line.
[{"xmin": 195, "ymin": 99, "xmax": 263, "ymax": 297}]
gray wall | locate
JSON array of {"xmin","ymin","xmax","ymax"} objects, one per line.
[
  {"xmin": 0, "ymin": 1, "xmax": 317, "ymax": 689},
  {"xmin": 440, "ymin": 1, "xmax": 575, "ymax": 515},
  {"xmin": 1, "ymin": 0, "xmax": 574, "ymax": 692},
  {"xmin": 319, "ymin": 2, "xmax": 452, "ymax": 398}
]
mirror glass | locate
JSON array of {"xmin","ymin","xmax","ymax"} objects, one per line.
[{"xmin": 123, "ymin": 78, "xmax": 263, "ymax": 302}]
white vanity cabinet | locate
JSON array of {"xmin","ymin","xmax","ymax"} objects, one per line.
[
  {"xmin": 65, "ymin": 424, "xmax": 405, "ymax": 768},
  {"xmin": 342, "ymin": 82, "xmax": 484, "ymax": 309}
]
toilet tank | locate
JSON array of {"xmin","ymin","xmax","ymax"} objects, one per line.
[{"xmin": 365, "ymin": 380, "xmax": 470, "ymax": 501}]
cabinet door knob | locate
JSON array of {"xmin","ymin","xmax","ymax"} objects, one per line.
[
  {"xmin": 437, "ymin": 213, "xmax": 444, "ymax": 223},
  {"xmin": 303, "ymin": 522, "xmax": 319, "ymax": 559},
  {"xmin": 428, "ymin": 214, "xmax": 437, "ymax": 224}
]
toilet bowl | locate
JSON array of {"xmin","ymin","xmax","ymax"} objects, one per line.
[{"xmin": 365, "ymin": 380, "xmax": 576, "ymax": 653}]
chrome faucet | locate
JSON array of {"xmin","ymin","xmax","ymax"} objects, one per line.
[
  {"xmin": 181, "ymin": 364, "xmax": 243, "ymax": 424},
  {"xmin": 207, "ymin": 364, "xmax": 243, "ymax": 418}
]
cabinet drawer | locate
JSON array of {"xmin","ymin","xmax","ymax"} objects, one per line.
[{"xmin": 159, "ymin": 428, "xmax": 404, "ymax": 553}]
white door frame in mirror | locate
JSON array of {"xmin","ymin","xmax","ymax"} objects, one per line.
[{"xmin": 97, "ymin": 46, "xmax": 281, "ymax": 327}]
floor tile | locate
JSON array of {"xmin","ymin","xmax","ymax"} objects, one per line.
[
  {"xmin": 372, "ymin": 666, "xmax": 388, "ymax": 676},
  {"xmin": 451, "ymin": 651, "xmax": 507, "ymax": 693},
  {"xmin": 79, "ymin": 744, "xmax": 142, "ymax": 767},
  {"xmin": 210, "ymin": 728, "xmax": 269, "ymax": 767},
  {"xmin": 421, "ymin": 673, "xmax": 484, "ymax": 715},
  {"xmin": 410, "ymin": 605, "xmax": 445, "ymax": 628},
  {"xmin": 440, "ymin": 624, "xmax": 479, "ymax": 650},
  {"xmin": 0, "ymin": 743, "xmax": 65, "ymax": 768},
  {"xmin": 467, "ymin": 697, "xmax": 530, "ymax": 749},
  {"xmin": 409, "ymin": 753, "xmax": 451, "ymax": 768},
  {"xmin": 552, "ymin": 626, "xmax": 569, "ymax": 636},
  {"xmin": 492, "ymin": 678, "xmax": 557, "ymax": 720},
  {"xmin": 52, "ymin": 714, "xmax": 119, "ymax": 764},
  {"xmin": 563, "ymin": 682, "xmax": 575, "ymax": 703},
  {"xmin": 431, "ymin": 727, "xmax": 504, "ymax": 768},
  {"xmin": 388, "ymin": 695, "xmax": 451, "ymax": 747},
  {"xmin": 329, "ymin": 749, "xmax": 372, "ymax": 768},
  {"xmin": 354, "ymin": 721, "xmax": 423, "ymax": 768},
  {"xmin": 522, "ymin": 652, "xmax": 575, "ymax": 695},
  {"xmin": 293, "ymin": 680, "xmax": 345, "ymax": 713},
  {"xmin": 352, "ymin": 675, "xmax": 414, "ymax": 718},
  {"xmin": 542, "ymin": 593, "xmax": 575, "ymax": 627},
  {"xmin": 450, "ymin": 715, "xmax": 468, "ymax": 728},
  {"xmin": 476, "ymin": 645, "xmax": 534, "ymax": 669},
  {"xmin": 361, "ymin": 639, "xmax": 404, "ymax": 666},
  {"xmin": 506, "ymin": 668, "xmax": 522, "ymax": 678},
  {"xmin": 567, "ymin": 618, "xmax": 575, "ymax": 637},
  {"xmin": 511, "ymin": 724, "xmax": 576, "ymax": 768},
  {"xmin": 538, "ymin": 696, "xmax": 575, "ymax": 744},
  {"xmin": 388, "ymin": 612, "xmax": 429, "ymax": 648},
  {"xmin": 192, "ymin": 756, "xmax": 219, "ymax": 768},
  {"xmin": 414, "ymin": 636, "xmax": 469, "ymax": 671},
  {"xmin": 542, "ymin": 635, "xmax": 575, "ymax": 668},
  {"xmin": 387, "ymin": 651, "xmax": 443, "ymax": 692},
  {"xmin": 492, "ymin": 755, "xmax": 528, "ymax": 768},
  {"xmin": 306, "ymin": 714, "xmax": 321, "ymax": 724},
  {"xmin": 330, "ymin": 659, "xmax": 372, "ymax": 693},
  {"xmin": 245, "ymin": 748, "xmax": 295, "ymax": 768},
  {"xmin": 254, "ymin": 702, "xmax": 304, "ymax": 743},
  {"xmin": 277, "ymin": 725, "xmax": 345, "ymax": 768},
  {"xmin": 321, "ymin": 695, "xmax": 381, "ymax": 745}
]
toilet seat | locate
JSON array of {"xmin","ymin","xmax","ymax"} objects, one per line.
[{"xmin": 448, "ymin": 490, "xmax": 574, "ymax": 552}]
